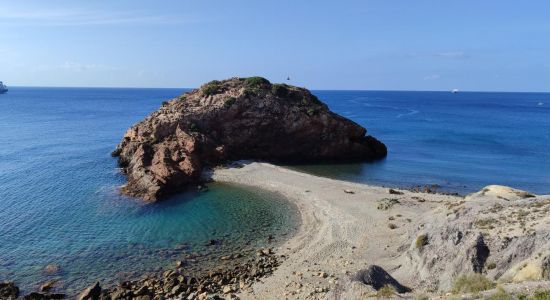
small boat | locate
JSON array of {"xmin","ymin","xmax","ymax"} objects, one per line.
[
  {"xmin": 0, "ymin": 81, "xmax": 7, "ymax": 94},
  {"xmin": 538, "ymin": 102, "xmax": 544, "ymax": 106},
  {"xmin": 452, "ymin": 89, "xmax": 459, "ymax": 93}
]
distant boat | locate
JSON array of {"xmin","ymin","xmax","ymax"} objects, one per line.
[
  {"xmin": 0, "ymin": 81, "xmax": 7, "ymax": 94},
  {"xmin": 452, "ymin": 89, "xmax": 459, "ymax": 93},
  {"xmin": 538, "ymin": 102, "xmax": 544, "ymax": 106}
]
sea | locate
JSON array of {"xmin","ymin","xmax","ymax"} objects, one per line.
[{"xmin": 0, "ymin": 87, "xmax": 549, "ymax": 294}]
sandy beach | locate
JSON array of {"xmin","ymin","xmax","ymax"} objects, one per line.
[{"xmin": 212, "ymin": 162, "xmax": 550, "ymax": 299}]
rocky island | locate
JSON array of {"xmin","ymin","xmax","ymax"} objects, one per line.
[{"xmin": 112, "ymin": 77, "xmax": 387, "ymax": 201}]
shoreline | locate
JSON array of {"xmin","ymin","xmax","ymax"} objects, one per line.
[
  {"xmin": 211, "ymin": 162, "xmax": 550, "ymax": 299},
  {"xmin": 3, "ymin": 162, "xmax": 549, "ymax": 299}
]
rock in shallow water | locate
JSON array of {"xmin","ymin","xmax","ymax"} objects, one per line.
[
  {"xmin": 0, "ymin": 281, "xmax": 19, "ymax": 299},
  {"xmin": 112, "ymin": 77, "xmax": 387, "ymax": 201}
]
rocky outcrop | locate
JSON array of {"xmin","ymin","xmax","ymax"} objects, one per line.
[
  {"xmin": 353, "ymin": 265, "xmax": 411, "ymax": 293},
  {"xmin": 113, "ymin": 77, "xmax": 387, "ymax": 201}
]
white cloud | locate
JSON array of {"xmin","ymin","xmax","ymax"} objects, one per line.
[
  {"xmin": 436, "ymin": 51, "xmax": 467, "ymax": 59},
  {"xmin": 0, "ymin": 7, "xmax": 194, "ymax": 26},
  {"xmin": 30, "ymin": 62, "xmax": 119, "ymax": 73},
  {"xmin": 61, "ymin": 62, "xmax": 119, "ymax": 72},
  {"xmin": 423, "ymin": 74, "xmax": 441, "ymax": 81}
]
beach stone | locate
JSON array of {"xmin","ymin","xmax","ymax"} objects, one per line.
[
  {"xmin": 40, "ymin": 279, "xmax": 59, "ymax": 292},
  {"xmin": 0, "ymin": 281, "xmax": 19, "ymax": 299},
  {"xmin": 353, "ymin": 265, "xmax": 411, "ymax": 293},
  {"xmin": 388, "ymin": 188, "xmax": 403, "ymax": 195},
  {"xmin": 77, "ymin": 281, "xmax": 101, "ymax": 300}
]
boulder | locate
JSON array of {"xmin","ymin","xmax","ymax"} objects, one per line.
[
  {"xmin": 466, "ymin": 185, "xmax": 535, "ymax": 201},
  {"xmin": 77, "ymin": 282, "xmax": 101, "ymax": 300},
  {"xmin": 113, "ymin": 77, "xmax": 387, "ymax": 201},
  {"xmin": 0, "ymin": 281, "xmax": 19, "ymax": 299},
  {"xmin": 353, "ymin": 265, "xmax": 411, "ymax": 293}
]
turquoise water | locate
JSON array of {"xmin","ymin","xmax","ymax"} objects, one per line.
[
  {"xmin": 0, "ymin": 88, "xmax": 298, "ymax": 295},
  {"xmin": 1, "ymin": 87, "xmax": 549, "ymax": 295},
  {"xmin": 291, "ymin": 91, "xmax": 550, "ymax": 194}
]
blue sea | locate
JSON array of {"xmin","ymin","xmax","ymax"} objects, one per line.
[
  {"xmin": 293, "ymin": 90, "xmax": 550, "ymax": 194},
  {"xmin": 0, "ymin": 87, "xmax": 549, "ymax": 294},
  {"xmin": 0, "ymin": 87, "xmax": 299, "ymax": 295}
]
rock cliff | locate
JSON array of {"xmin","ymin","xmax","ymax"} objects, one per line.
[{"xmin": 112, "ymin": 77, "xmax": 387, "ymax": 201}]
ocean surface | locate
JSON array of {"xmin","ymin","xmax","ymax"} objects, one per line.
[
  {"xmin": 0, "ymin": 87, "xmax": 299, "ymax": 295},
  {"xmin": 292, "ymin": 90, "xmax": 550, "ymax": 195},
  {"xmin": 0, "ymin": 87, "xmax": 549, "ymax": 294}
]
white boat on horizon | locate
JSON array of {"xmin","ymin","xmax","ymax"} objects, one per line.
[
  {"xmin": 452, "ymin": 89, "xmax": 459, "ymax": 93},
  {"xmin": 0, "ymin": 81, "xmax": 8, "ymax": 94}
]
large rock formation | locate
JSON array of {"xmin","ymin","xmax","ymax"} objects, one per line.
[{"xmin": 113, "ymin": 77, "xmax": 387, "ymax": 201}]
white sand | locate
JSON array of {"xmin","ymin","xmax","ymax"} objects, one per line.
[{"xmin": 211, "ymin": 162, "xmax": 550, "ymax": 299}]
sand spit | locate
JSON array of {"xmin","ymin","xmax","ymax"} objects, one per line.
[{"xmin": 212, "ymin": 162, "xmax": 550, "ymax": 299}]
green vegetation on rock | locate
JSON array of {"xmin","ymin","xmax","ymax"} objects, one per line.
[
  {"xmin": 202, "ymin": 80, "xmax": 222, "ymax": 96},
  {"xmin": 243, "ymin": 76, "xmax": 271, "ymax": 87},
  {"xmin": 271, "ymin": 83, "xmax": 289, "ymax": 97},
  {"xmin": 224, "ymin": 97, "xmax": 237, "ymax": 107}
]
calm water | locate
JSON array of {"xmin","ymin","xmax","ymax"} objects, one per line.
[
  {"xmin": 292, "ymin": 90, "xmax": 550, "ymax": 194},
  {"xmin": 0, "ymin": 87, "xmax": 298, "ymax": 295},
  {"xmin": 1, "ymin": 88, "xmax": 549, "ymax": 294}
]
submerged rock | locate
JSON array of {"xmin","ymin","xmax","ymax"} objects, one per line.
[
  {"xmin": 353, "ymin": 265, "xmax": 411, "ymax": 293},
  {"xmin": 113, "ymin": 77, "xmax": 387, "ymax": 201}
]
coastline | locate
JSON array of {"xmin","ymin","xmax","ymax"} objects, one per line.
[
  {"xmin": 211, "ymin": 162, "xmax": 550, "ymax": 299},
  {"xmin": 3, "ymin": 162, "xmax": 550, "ymax": 299}
]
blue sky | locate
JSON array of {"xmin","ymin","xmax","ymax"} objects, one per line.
[{"xmin": 1, "ymin": 0, "xmax": 549, "ymax": 91}]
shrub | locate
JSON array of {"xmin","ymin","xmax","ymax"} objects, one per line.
[
  {"xmin": 486, "ymin": 262, "xmax": 497, "ymax": 270},
  {"xmin": 376, "ymin": 285, "xmax": 394, "ymax": 298},
  {"xmin": 451, "ymin": 274, "xmax": 495, "ymax": 294},
  {"xmin": 474, "ymin": 218, "xmax": 498, "ymax": 229},
  {"xmin": 529, "ymin": 290, "xmax": 550, "ymax": 300},
  {"xmin": 224, "ymin": 97, "xmax": 236, "ymax": 107},
  {"xmin": 388, "ymin": 223, "xmax": 398, "ymax": 229},
  {"xmin": 271, "ymin": 84, "xmax": 288, "ymax": 97},
  {"xmin": 161, "ymin": 101, "xmax": 169, "ymax": 106},
  {"xmin": 416, "ymin": 234, "xmax": 428, "ymax": 249},
  {"xmin": 486, "ymin": 287, "xmax": 513, "ymax": 300},
  {"xmin": 202, "ymin": 80, "xmax": 222, "ymax": 96},
  {"xmin": 243, "ymin": 76, "xmax": 270, "ymax": 87},
  {"xmin": 306, "ymin": 108, "xmax": 316, "ymax": 116}
]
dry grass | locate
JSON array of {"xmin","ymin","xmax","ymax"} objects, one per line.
[
  {"xmin": 376, "ymin": 285, "xmax": 395, "ymax": 298},
  {"xmin": 451, "ymin": 273, "xmax": 495, "ymax": 294},
  {"xmin": 416, "ymin": 234, "xmax": 428, "ymax": 249}
]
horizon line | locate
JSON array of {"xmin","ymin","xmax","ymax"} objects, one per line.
[{"xmin": 5, "ymin": 85, "xmax": 550, "ymax": 94}]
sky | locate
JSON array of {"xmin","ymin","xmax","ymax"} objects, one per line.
[{"xmin": 0, "ymin": 0, "xmax": 549, "ymax": 91}]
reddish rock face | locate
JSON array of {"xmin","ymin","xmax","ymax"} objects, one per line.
[{"xmin": 113, "ymin": 77, "xmax": 387, "ymax": 201}]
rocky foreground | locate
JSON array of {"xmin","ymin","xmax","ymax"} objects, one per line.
[
  {"xmin": 112, "ymin": 77, "xmax": 386, "ymax": 201},
  {"xmin": 1, "ymin": 248, "xmax": 281, "ymax": 300}
]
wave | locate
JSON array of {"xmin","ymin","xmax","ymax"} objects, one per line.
[{"xmin": 397, "ymin": 109, "xmax": 419, "ymax": 118}]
